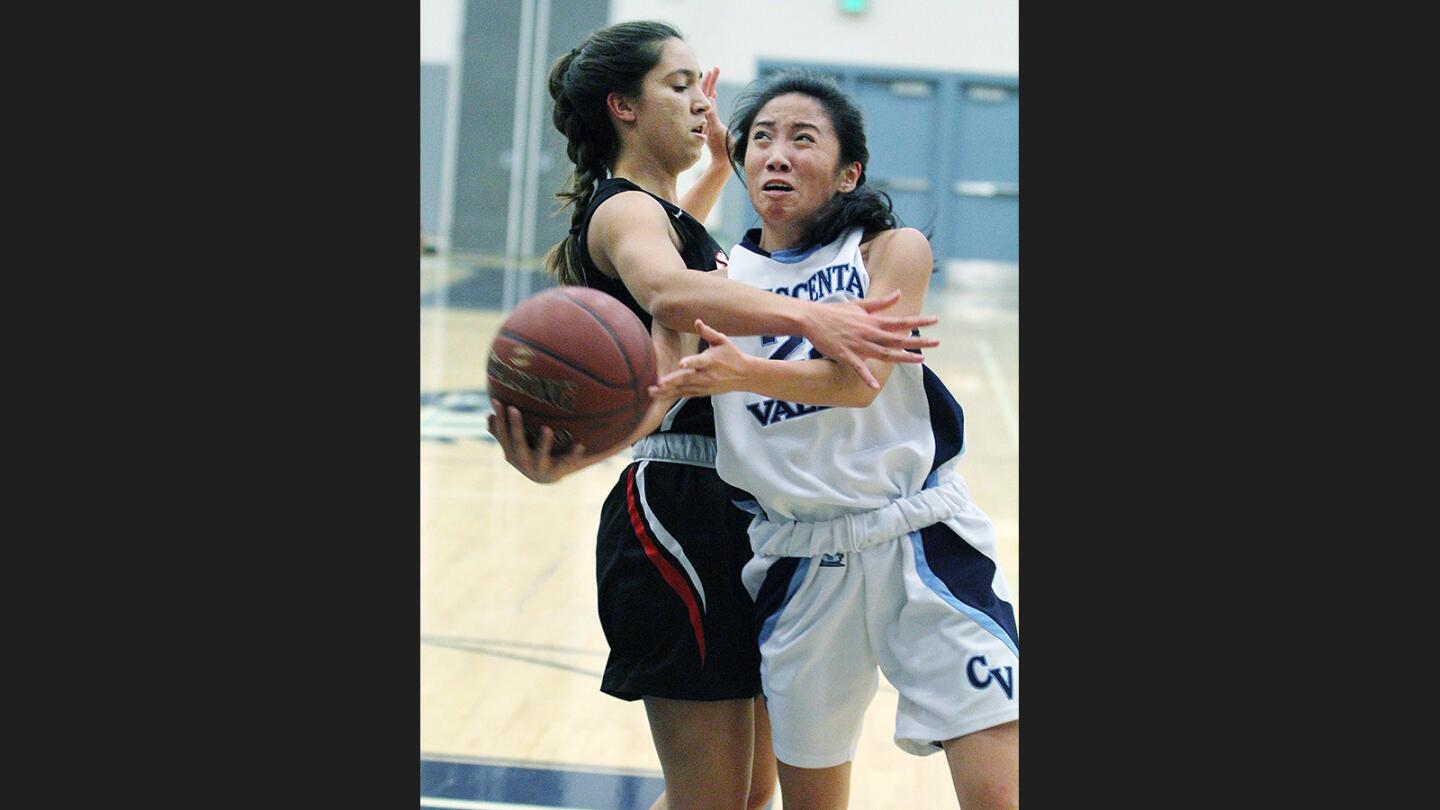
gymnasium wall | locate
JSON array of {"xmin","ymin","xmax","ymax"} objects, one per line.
[
  {"xmin": 608, "ymin": 0, "xmax": 1019, "ymax": 81},
  {"xmin": 420, "ymin": 0, "xmax": 1018, "ymax": 281}
]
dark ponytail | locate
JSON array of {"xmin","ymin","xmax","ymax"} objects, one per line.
[
  {"xmin": 799, "ymin": 185, "xmax": 898, "ymax": 249},
  {"xmin": 543, "ymin": 21, "xmax": 683, "ymax": 285},
  {"xmin": 729, "ymin": 70, "xmax": 901, "ymax": 249}
]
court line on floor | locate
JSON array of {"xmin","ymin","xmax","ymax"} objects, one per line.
[
  {"xmin": 421, "ymin": 755, "xmax": 665, "ymax": 810},
  {"xmin": 975, "ymin": 337, "xmax": 1019, "ymax": 453},
  {"xmin": 421, "ymin": 752, "xmax": 662, "ymax": 779},
  {"xmin": 421, "ymin": 799, "xmax": 605, "ymax": 810},
  {"xmin": 422, "ymin": 638, "xmax": 604, "ymax": 678},
  {"xmin": 421, "ymin": 633, "xmax": 608, "ymax": 657}
]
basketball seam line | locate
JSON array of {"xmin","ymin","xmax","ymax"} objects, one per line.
[
  {"xmin": 517, "ymin": 404, "xmax": 639, "ymax": 421},
  {"xmin": 558, "ymin": 289, "xmax": 650, "ymax": 428},
  {"xmin": 496, "ymin": 329, "xmax": 633, "ymax": 390},
  {"xmin": 556, "ymin": 289, "xmax": 640, "ymax": 388}
]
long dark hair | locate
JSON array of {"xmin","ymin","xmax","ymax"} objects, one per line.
[
  {"xmin": 543, "ymin": 20, "xmax": 683, "ymax": 285},
  {"xmin": 729, "ymin": 70, "xmax": 899, "ymax": 249}
]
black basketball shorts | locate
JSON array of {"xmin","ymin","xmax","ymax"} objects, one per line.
[{"xmin": 596, "ymin": 459, "xmax": 761, "ymax": 701}]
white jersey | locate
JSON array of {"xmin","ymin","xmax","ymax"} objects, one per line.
[
  {"xmin": 712, "ymin": 226, "xmax": 966, "ymax": 525},
  {"xmin": 714, "ymin": 227, "xmax": 1018, "ymax": 765}
]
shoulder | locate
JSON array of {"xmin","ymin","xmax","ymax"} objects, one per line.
[
  {"xmin": 860, "ymin": 227, "xmax": 932, "ymax": 273},
  {"xmin": 586, "ymin": 190, "xmax": 686, "ymax": 276},
  {"xmin": 588, "ymin": 190, "xmax": 675, "ymax": 241}
]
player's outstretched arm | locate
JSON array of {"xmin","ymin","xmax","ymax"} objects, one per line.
[
  {"xmin": 590, "ymin": 194, "xmax": 938, "ymax": 389},
  {"xmin": 650, "ymin": 320, "xmax": 881, "ymax": 408},
  {"xmin": 651, "ymin": 229, "xmax": 935, "ymax": 407}
]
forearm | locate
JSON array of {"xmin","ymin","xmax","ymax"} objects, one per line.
[
  {"xmin": 629, "ymin": 394, "xmax": 678, "ymax": 441},
  {"xmin": 649, "ymin": 271, "xmax": 809, "ymax": 338},
  {"xmin": 743, "ymin": 356, "xmax": 886, "ymax": 408},
  {"xmin": 677, "ymin": 161, "xmax": 730, "ymax": 222}
]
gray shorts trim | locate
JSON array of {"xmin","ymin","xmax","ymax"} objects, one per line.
[{"xmin": 631, "ymin": 433, "xmax": 717, "ymax": 468}]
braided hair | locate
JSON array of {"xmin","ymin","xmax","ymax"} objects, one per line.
[{"xmin": 543, "ymin": 21, "xmax": 683, "ymax": 285}]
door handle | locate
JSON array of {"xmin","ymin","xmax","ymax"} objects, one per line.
[
  {"xmin": 870, "ymin": 176, "xmax": 932, "ymax": 193},
  {"xmin": 953, "ymin": 180, "xmax": 1019, "ymax": 198}
]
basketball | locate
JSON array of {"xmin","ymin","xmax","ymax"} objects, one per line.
[{"xmin": 487, "ymin": 286, "xmax": 657, "ymax": 456}]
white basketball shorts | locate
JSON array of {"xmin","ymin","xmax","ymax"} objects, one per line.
[{"xmin": 742, "ymin": 496, "xmax": 1019, "ymax": 768}]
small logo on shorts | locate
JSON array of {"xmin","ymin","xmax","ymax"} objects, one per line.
[
  {"xmin": 818, "ymin": 553, "xmax": 846, "ymax": 567},
  {"xmin": 966, "ymin": 655, "xmax": 1015, "ymax": 699}
]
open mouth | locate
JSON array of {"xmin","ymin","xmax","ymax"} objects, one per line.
[
  {"xmin": 761, "ymin": 181, "xmax": 794, "ymax": 193},
  {"xmin": 691, "ymin": 123, "xmax": 706, "ymax": 137}
]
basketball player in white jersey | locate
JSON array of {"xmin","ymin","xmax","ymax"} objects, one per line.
[{"xmin": 652, "ymin": 71, "xmax": 1019, "ymax": 810}]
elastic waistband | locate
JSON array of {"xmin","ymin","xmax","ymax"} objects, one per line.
[
  {"xmin": 631, "ymin": 433, "xmax": 716, "ymax": 468},
  {"xmin": 748, "ymin": 472, "xmax": 972, "ymax": 557}
]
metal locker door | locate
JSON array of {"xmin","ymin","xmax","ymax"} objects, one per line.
[
  {"xmin": 853, "ymin": 76, "xmax": 942, "ymax": 241},
  {"xmin": 949, "ymin": 81, "xmax": 1019, "ymax": 263}
]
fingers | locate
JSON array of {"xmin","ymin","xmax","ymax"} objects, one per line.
[
  {"xmin": 488, "ymin": 400, "xmax": 514, "ymax": 452},
  {"xmin": 874, "ymin": 313, "xmax": 940, "ymax": 330},
  {"xmin": 848, "ymin": 293, "xmax": 942, "ymax": 331},
  {"xmin": 562, "ymin": 442, "xmax": 588, "ymax": 467},
  {"xmin": 841, "ymin": 350, "xmax": 881, "ymax": 389},
  {"xmin": 857, "ymin": 328, "xmax": 940, "ymax": 349},
  {"xmin": 895, "ymin": 332, "xmax": 941, "ymax": 349},
  {"xmin": 848, "ymin": 340, "xmax": 934, "ymax": 365},
  {"xmin": 651, "ymin": 382, "xmax": 700, "ymax": 399},
  {"xmin": 506, "ymin": 405, "xmax": 533, "ymax": 467},
  {"xmin": 703, "ymin": 66, "xmax": 719, "ymax": 97},
  {"xmin": 857, "ymin": 344, "xmax": 932, "ymax": 366},
  {"xmin": 488, "ymin": 400, "xmax": 583, "ymax": 483},
  {"xmin": 651, "ymin": 364, "xmax": 703, "ymax": 398},
  {"xmin": 535, "ymin": 424, "xmax": 556, "ymax": 463},
  {"xmin": 651, "ymin": 367, "xmax": 696, "ymax": 397},
  {"xmin": 658, "ymin": 366, "xmax": 698, "ymax": 384},
  {"xmin": 694, "ymin": 319, "xmax": 728, "ymax": 344}
]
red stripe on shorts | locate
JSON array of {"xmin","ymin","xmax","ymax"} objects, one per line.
[{"xmin": 625, "ymin": 464, "xmax": 706, "ymax": 667}]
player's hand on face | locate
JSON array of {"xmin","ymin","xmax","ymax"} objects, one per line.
[
  {"xmin": 699, "ymin": 68, "xmax": 730, "ymax": 166},
  {"xmin": 650, "ymin": 320, "xmax": 751, "ymax": 398},
  {"xmin": 802, "ymin": 290, "xmax": 940, "ymax": 388},
  {"xmin": 487, "ymin": 402, "xmax": 588, "ymax": 484}
]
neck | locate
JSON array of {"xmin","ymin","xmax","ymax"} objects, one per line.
[
  {"xmin": 759, "ymin": 220, "xmax": 812, "ymax": 254},
  {"xmin": 611, "ymin": 150, "xmax": 679, "ymax": 203}
]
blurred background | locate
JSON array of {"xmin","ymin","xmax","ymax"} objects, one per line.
[{"xmin": 421, "ymin": 1, "xmax": 1017, "ymax": 807}]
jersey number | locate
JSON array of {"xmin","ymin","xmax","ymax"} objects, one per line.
[{"xmin": 761, "ymin": 335, "xmax": 824, "ymax": 361}]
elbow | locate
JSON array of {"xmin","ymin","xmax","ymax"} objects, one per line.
[
  {"xmin": 830, "ymin": 380, "xmax": 881, "ymax": 408},
  {"xmin": 647, "ymin": 291, "xmax": 689, "ymax": 331},
  {"xmin": 847, "ymin": 387, "xmax": 881, "ymax": 408},
  {"xmin": 840, "ymin": 367, "xmax": 885, "ymax": 408}
]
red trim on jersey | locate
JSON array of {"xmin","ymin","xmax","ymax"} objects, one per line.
[{"xmin": 625, "ymin": 464, "xmax": 706, "ymax": 667}]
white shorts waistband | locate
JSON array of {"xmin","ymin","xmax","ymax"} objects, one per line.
[{"xmin": 749, "ymin": 473, "xmax": 971, "ymax": 558}]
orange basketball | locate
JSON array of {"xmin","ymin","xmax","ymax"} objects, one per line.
[{"xmin": 487, "ymin": 286, "xmax": 657, "ymax": 456}]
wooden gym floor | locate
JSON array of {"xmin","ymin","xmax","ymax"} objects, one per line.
[{"xmin": 420, "ymin": 254, "xmax": 1019, "ymax": 810}]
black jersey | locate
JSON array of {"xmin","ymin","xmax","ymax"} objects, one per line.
[{"xmin": 571, "ymin": 178, "xmax": 724, "ymax": 438}]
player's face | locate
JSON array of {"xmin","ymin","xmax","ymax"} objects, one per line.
[
  {"xmin": 744, "ymin": 93, "xmax": 861, "ymax": 233},
  {"xmin": 629, "ymin": 39, "xmax": 710, "ymax": 171}
]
